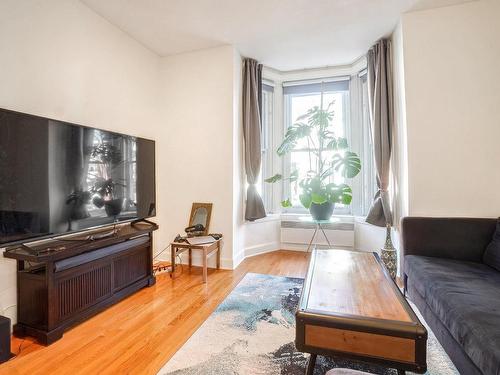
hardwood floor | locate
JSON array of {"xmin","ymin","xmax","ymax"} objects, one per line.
[{"xmin": 1, "ymin": 250, "xmax": 309, "ymax": 375}]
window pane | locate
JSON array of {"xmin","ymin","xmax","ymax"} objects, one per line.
[
  {"xmin": 286, "ymin": 90, "xmax": 347, "ymax": 211},
  {"xmin": 289, "ymin": 92, "xmax": 345, "ymax": 149},
  {"xmin": 258, "ymin": 88, "xmax": 273, "ymax": 213}
]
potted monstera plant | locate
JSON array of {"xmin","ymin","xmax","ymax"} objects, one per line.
[
  {"xmin": 265, "ymin": 100, "xmax": 361, "ymax": 220},
  {"xmin": 89, "ymin": 140, "xmax": 126, "ymax": 218}
]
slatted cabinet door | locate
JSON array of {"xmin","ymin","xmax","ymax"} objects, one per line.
[
  {"xmin": 113, "ymin": 245, "xmax": 150, "ymax": 291},
  {"xmin": 55, "ymin": 263, "xmax": 113, "ymax": 323}
]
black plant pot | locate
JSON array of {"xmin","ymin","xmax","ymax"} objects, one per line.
[
  {"xmin": 309, "ymin": 202, "xmax": 334, "ymax": 221},
  {"xmin": 70, "ymin": 204, "xmax": 90, "ymax": 220},
  {"xmin": 104, "ymin": 198, "xmax": 124, "ymax": 217}
]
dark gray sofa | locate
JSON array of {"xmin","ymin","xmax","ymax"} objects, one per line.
[{"xmin": 401, "ymin": 217, "xmax": 500, "ymax": 375}]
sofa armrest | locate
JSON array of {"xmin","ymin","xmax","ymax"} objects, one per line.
[{"xmin": 401, "ymin": 217, "xmax": 497, "ymax": 263}]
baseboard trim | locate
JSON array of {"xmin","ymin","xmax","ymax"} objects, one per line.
[
  {"xmin": 281, "ymin": 243, "xmax": 353, "ymax": 252},
  {"xmin": 231, "ymin": 248, "xmax": 246, "ymax": 269},
  {"xmin": 244, "ymin": 241, "xmax": 281, "ymax": 258},
  {"xmin": 160, "ymin": 243, "xmax": 366, "ymax": 271},
  {"xmin": 159, "ymin": 251, "xmax": 234, "ymax": 270}
]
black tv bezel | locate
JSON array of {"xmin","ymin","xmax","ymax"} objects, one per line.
[{"xmin": 0, "ymin": 107, "xmax": 157, "ymax": 248}]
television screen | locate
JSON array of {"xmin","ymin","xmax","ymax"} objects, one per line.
[{"xmin": 0, "ymin": 108, "xmax": 156, "ymax": 246}]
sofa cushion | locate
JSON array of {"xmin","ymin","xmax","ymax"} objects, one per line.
[
  {"xmin": 483, "ymin": 218, "xmax": 500, "ymax": 271},
  {"xmin": 405, "ymin": 255, "xmax": 500, "ymax": 375}
]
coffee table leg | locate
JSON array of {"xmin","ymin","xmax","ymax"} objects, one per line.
[{"xmin": 306, "ymin": 353, "xmax": 317, "ymax": 375}]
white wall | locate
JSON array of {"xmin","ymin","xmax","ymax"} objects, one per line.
[
  {"xmin": 391, "ymin": 21, "xmax": 409, "ymax": 228},
  {"xmin": 0, "ymin": 0, "xmax": 162, "ymax": 324},
  {"xmin": 401, "ymin": 0, "xmax": 500, "ymax": 217},
  {"xmin": 159, "ymin": 45, "xmax": 242, "ymax": 268},
  {"xmin": 0, "ymin": 2, "xmax": 246, "ymax": 329},
  {"xmin": 243, "ymin": 216, "xmax": 281, "ymax": 258},
  {"xmin": 232, "ymin": 50, "xmax": 246, "ymax": 267},
  {"xmin": 354, "ymin": 219, "xmax": 386, "ymax": 252},
  {"xmin": 0, "ymin": 0, "xmax": 161, "ymax": 134},
  {"xmin": 390, "ymin": 21, "xmax": 410, "ymax": 271}
]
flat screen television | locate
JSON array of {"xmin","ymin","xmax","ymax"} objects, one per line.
[{"xmin": 0, "ymin": 108, "xmax": 156, "ymax": 247}]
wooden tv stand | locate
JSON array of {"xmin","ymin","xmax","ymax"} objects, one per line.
[{"xmin": 3, "ymin": 221, "xmax": 158, "ymax": 345}]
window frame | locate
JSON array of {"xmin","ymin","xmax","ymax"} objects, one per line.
[{"xmin": 260, "ymin": 83, "xmax": 274, "ymax": 213}]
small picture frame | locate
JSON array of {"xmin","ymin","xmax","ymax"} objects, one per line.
[{"xmin": 188, "ymin": 203, "xmax": 213, "ymax": 236}]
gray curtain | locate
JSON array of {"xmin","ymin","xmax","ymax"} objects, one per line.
[
  {"xmin": 366, "ymin": 39, "xmax": 393, "ymax": 227},
  {"xmin": 243, "ymin": 58, "xmax": 266, "ymax": 221}
]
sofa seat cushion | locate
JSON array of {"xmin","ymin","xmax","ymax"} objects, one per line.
[{"xmin": 405, "ymin": 255, "xmax": 500, "ymax": 375}]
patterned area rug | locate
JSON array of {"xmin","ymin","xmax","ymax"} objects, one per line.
[{"xmin": 158, "ymin": 273, "xmax": 458, "ymax": 375}]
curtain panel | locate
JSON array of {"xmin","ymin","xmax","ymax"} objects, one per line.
[
  {"xmin": 366, "ymin": 39, "xmax": 394, "ymax": 227},
  {"xmin": 242, "ymin": 58, "xmax": 266, "ymax": 221}
]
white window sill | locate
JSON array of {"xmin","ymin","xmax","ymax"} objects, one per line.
[
  {"xmin": 245, "ymin": 213, "xmax": 370, "ymax": 225},
  {"xmin": 280, "ymin": 213, "xmax": 356, "ymax": 223},
  {"xmin": 354, "ymin": 216, "xmax": 382, "ymax": 226},
  {"xmin": 244, "ymin": 213, "xmax": 281, "ymax": 225}
]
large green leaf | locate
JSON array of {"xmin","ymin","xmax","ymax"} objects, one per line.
[
  {"xmin": 326, "ymin": 138, "xmax": 337, "ymax": 150},
  {"xmin": 309, "ymin": 108, "xmax": 332, "ymax": 128},
  {"xmin": 326, "ymin": 183, "xmax": 353, "ymax": 205},
  {"xmin": 299, "ymin": 192, "xmax": 312, "ymax": 209},
  {"xmin": 311, "ymin": 192, "xmax": 327, "ymax": 204},
  {"xmin": 332, "ymin": 151, "xmax": 361, "ymax": 178},
  {"xmin": 337, "ymin": 137, "xmax": 348, "ymax": 149},
  {"xmin": 320, "ymin": 168, "xmax": 334, "ymax": 181},
  {"xmin": 325, "ymin": 137, "xmax": 348, "ymax": 151},
  {"xmin": 321, "ymin": 130, "xmax": 335, "ymax": 139},
  {"xmin": 277, "ymin": 123, "xmax": 311, "ymax": 156},
  {"xmin": 309, "ymin": 177, "xmax": 322, "ymax": 193},
  {"xmin": 336, "ymin": 184, "xmax": 353, "ymax": 204},
  {"xmin": 264, "ymin": 174, "xmax": 282, "ymax": 183}
]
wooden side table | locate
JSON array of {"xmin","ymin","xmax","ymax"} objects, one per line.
[{"xmin": 170, "ymin": 239, "xmax": 222, "ymax": 283}]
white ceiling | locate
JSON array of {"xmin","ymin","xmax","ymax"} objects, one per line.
[{"xmin": 82, "ymin": 0, "xmax": 475, "ymax": 71}]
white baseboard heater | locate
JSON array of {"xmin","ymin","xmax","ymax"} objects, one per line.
[{"xmin": 281, "ymin": 219, "xmax": 355, "ymax": 251}]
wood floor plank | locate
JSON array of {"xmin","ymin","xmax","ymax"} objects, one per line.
[{"xmin": 1, "ymin": 250, "xmax": 309, "ymax": 375}]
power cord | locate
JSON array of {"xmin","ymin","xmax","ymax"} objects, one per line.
[
  {"xmin": 8, "ymin": 338, "xmax": 25, "ymax": 361},
  {"xmin": 174, "ymin": 254, "xmax": 184, "ymax": 277},
  {"xmin": 153, "ymin": 243, "xmax": 170, "ymax": 261},
  {"xmin": 152, "ymin": 243, "xmax": 185, "ymax": 277},
  {"xmin": 152, "ymin": 244, "xmax": 175, "ymax": 276}
]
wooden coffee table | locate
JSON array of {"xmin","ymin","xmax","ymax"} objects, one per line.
[{"xmin": 295, "ymin": 249, "xmax": 427, "ymax": 374}]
